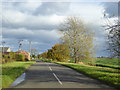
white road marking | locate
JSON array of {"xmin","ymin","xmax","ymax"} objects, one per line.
[
  {"xmin": 45, "ymin": 62, "xmax": 49, "ymax": 66},
  {"xmin": 45, "ymin": 62, "xmax": 63, "ymax": 85},
  {"xmin": 53, "ymin": 73, "xmax": 63, "ymax": 85},
  {"xmin": 49, "ymin": 66, "xmax": 52, "ymax": 71}
]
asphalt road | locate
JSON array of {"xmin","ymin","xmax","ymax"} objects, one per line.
[{"xmin": 11, "ymin": 59, "xmax": 114, "ymax": 88}]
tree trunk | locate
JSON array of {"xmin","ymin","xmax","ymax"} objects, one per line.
[
  {"xmin": 74, "ymin": 48, "xmax": 77, "ymax": 63},
  {"xmin": 75, "ymin": 56, "xmax": 77, "ymax": 63}
]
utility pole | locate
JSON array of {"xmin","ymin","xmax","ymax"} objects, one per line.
[
  {"xmin": 1, "ymin": 41, "xmax": 6, "ymax": 54},
  {"xmin": 18, "ymin": 40, "xmax": 23, "ymax": 51},
  {"xmin": 29, "ymin": 40, "xmax": 31, "ymax": 55}
]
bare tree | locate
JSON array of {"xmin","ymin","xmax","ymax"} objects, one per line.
[
  {"xmin": 105, "ymin": 20, "xmax": 120, "ymax": 57},
  {"xmin": 59, "ymin": 16, "xmax": 94, "ymax": 63},
  {"xmin": 31, "ymin": 48, "xmax": 38, "ymax": 56}
]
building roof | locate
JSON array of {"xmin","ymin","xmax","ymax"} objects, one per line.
[
  {"xmin": 16, "ymin": 50, "xmax": 30, "ymax": 55},
  {"xmin": 0, "ymin": 47, "xmax": 11, "ymax": 52}
]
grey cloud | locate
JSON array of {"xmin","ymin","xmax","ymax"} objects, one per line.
[
  {"xmin": 2, "ymin": 37, "xmax": 52, "ymax": 53},
  {"xmin": 118, "ymin": 1, "xmax": 120, "ymax": 17},
  {"xmin": 2, "ymin": 2, "xmax": 66, "ymax": 30},
  {"xmin": 2, "ymin": 20, "xmax": 58, "ymax": 30},
  {"xmin": 2, "ymin": 2, "xmax": 41, "ymax": 14},
  {"xmin": 33, "ymin": 2, "xmax": 70, "ymax": 15},
  {"xmin": 2, "ymin": 2, "xmax": 112, "ymax": 57},
  {"xmin": 2, "ymin": 28, "xmax": 60, "ymax": 44},
  {"xmin": 2, "ymin": 27, "xmax": 60, "ymax": 52},
  {"xmin": 102, "ymin": 2, "xmax": 118, "ymax": 17}
]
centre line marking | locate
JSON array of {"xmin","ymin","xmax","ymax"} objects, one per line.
[
  {"xmin": 53, "ymin": 73, "xmax": 63, "ymax": 85},
  {"xmin": 49, "ymin": 67, "xmax": 52, "ymax": 71},
  {"xmin": 45, "ymin": 62, "xmax": 49, "ymax": 66}
]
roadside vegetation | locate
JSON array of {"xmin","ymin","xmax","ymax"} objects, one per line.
[
  {"xmin": 40, "ymin": 58, "xmax": 120, "ymax": 89},
  {"xmin": 38, "ymin": 16, "xmax": 95, "ymax": 64},
  {"xmin": 38, "ymin": 44, "xmax": 70, "ymax": 62},
  {"xmin": 104, "ymin": 13, "xmax": 120, "ymax": 58},
  {"xmin": 38, "ymin": 16, "xmax": 120, "ymax": 89},
  {"xmin": 2, "ymin": 52, "xmax": 26, "ymax": 64},
  {"xmin": 1, "ymin": 51, "xmax": 36, "ymax": 88},
  {"xmin": 2, "ymin": 61, "xmax": 36, "ymax": 88},
  {"xmin": 57, "ymin": 61, "xmax": 120, "ymax": 89}
]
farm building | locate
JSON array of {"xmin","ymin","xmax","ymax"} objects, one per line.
[
  {"xmin": 0, "ymin": 47, "xmax": 30, "ymax": 60},
  {"xmin": 0, "ymin": 47, "xmax": 11, "ymax": 53}
]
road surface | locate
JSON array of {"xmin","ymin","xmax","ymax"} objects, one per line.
[{"xmin": 11, "ymin": 59, "xmax": 114, "ymax": 88}]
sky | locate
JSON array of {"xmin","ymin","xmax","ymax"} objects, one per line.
[{"xmin": 0, "ymin": 0, "xmax": 118, "ymax": 57}]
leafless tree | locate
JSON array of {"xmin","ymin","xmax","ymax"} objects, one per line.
[{"xmin": 105, "ymin": 20, "xmax": 120, "ymax": 57}]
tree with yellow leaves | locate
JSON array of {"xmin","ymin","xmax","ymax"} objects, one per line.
[{"xmin": 59, "ymin": 16, "xmax": 95, "ymax": 63}]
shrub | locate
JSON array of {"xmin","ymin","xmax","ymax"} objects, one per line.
[
  {"xmin": 15, "ymin": 54, "xmax": 25, "ymax": 61},
  {"xmin": 2, "ymin": 55, "xmax": 5, "ymax": 58},
  {"xmin": 2, "ymin": 59, "xmax": 5, "ymax": 64},
  {"xmin": 46, "ymin": 44, "xmax": 70, "ymax": 62},
  {"xmin": 2, "ymin": 55, "xmax": 14, "ymax": 63},
  {"xmin": 7, "ymin": 55, "xmax": 12, "ymax": 60},
  {"xmin": 9, "ymin": 52, "xmax": 16, "ymax": 59}
]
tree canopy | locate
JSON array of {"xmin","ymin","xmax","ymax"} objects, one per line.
[{"xmin": 59, "ymin": 16, "xmax": 95, "ymax": 63}]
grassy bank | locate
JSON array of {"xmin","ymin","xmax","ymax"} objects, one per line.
[
  {"xmin": 57, "ymin": 62, "xmax": 120, "ymax": 89},
  {"xmin": 95, "ymin": 58, "xmax": 119, "ymax": 69},
  {"xmin": 2, "ymin": 61, "xmax": 36, "ymax": 88}
]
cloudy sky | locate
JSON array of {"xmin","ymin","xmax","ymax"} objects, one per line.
[{"xmin": 0, "ymin": 0, "xmax": 118, "ymax": 57}]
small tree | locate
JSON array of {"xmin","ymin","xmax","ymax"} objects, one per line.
[
  {"xmin": 32, "ymin": 54, "xmax": 36, "ymax": 59},
  {"xmin": 37, "ymin": 54, "xmax": 41, "ymax": 59},
  {"xmin": 47, "ymin": 44, "xmax": 70, "ymax": 61},
  {"xmin": 40, "ymin": 52, "xmax": 48, "ymax": 59},
  {"xmin": 59, "ymin": 16, "xmax": 94, "ymax": 63},
  {"xmin": 31, "ymin": 48, "xmax": 38, "ymax": 56}
]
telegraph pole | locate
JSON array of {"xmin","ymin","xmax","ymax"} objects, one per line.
[
  {"xmin": 1, "ymin": 41, "xmax": 6, "ymax": 54},
  {"xmin": 29, "ymin": 40, "xmax": 31, "ymax": 55}
]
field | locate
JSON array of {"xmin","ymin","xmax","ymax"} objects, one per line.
[
  {"xmin": 67, "ymin": 58, "xmax": 119, "ymax": 69},
  {"xmin": 2, "ymin": 61, "xmax": 36, "ymax": 88},
  {"xmin": 40, "ymin": 58, "xmax": 120, "ymax": 89},
  {"xmin": 94, "ymin": 58, "xmax": 119, "ymax": 69}
]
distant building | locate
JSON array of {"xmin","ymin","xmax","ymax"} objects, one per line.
[
  {"xmin": 0, "ymin": 47, "xmax": 30, "ymax": 60},
  {"xmin": 0, "ymin": 47, "xmax": 11, "ymax": 53},
  {"xmin": 16, "ymin": 50, "xmax": 30, "ymax": 60}
]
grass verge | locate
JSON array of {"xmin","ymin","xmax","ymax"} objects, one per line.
[
  {"xmin": 40, "ymin": 58, "xmax": 120, "ymax": 88},
  {"xmin": 2, "ymin": 61, "xmax": 36, "ymax": 88},
  {"xmin": 56, "ymin": 62, "xmax": 120, "ymax": 89}
]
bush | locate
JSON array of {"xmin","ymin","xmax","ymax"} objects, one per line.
[
  {"xmin": 9, "ymin": 52, "xmax": 16, "ymax": 59},
  {"xmin": 4, "ymin": 55, "xmax": 14, "ymax": 63},
  {"xmin": 2, "ymin": 58, "xmax": 5, "ymax": 64},
  {"xmin": 2, "ymin": 53, "xmax": 26, "ymax": 64},
  {"xmin": 2, "ymin": 55, "xmax": 5, "ymax": 58},
  {"xmin": 15, "ymin": 54, "xmax": 25, "ymax": 61}
]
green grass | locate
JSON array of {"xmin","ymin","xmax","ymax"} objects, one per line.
[
  {"xmin": 96, "ymin": 58, "xmax": 119, "ymax": 65},
  {"xmin": 94, "ymin": 58, "xmax": 120, "ymax": 69},
  {"xmin": 56, "ymin": 62, "xmax": 120, "ymax": 89},
  {"xmin": 40, "ymin": 58, "xmax": 120, "ymax": 88},
  {"xmin": 67, "ymin": 58, "xmax": 120, "ymax": 69},
  {"xmin": 2, "ymin": 61, "xmax": 36, "ymax": 88}
]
